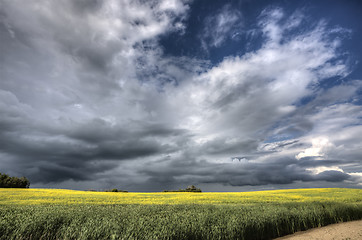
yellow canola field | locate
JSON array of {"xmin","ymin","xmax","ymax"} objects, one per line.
[{"xmin": 1, "ymin": 188, "xmax": 361, "ymax": 205}]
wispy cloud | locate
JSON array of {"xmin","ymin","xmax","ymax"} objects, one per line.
[{"xmin": 200, "ymin": 4, "xmax": 243, "ymax": 49}]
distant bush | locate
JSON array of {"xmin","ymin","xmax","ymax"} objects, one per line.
[
  {"xmin": 104, "ymin": 188, "xmax": 128, "ymax": 193},
  {"xmin": 186, "ymin": 185, "xmax": 202, "ymax": 192},
  {"xmin": 0, "ymin": 173, "xmax": 30, "ymax": 188},
  {"xmin": 164, "ymin": 185, "xmax": 202, "ymax": 192}
]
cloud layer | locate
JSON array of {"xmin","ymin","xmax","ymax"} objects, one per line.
[{"xmin": 0, "ymin": 1, "xmax": 361, "ymax": 190}]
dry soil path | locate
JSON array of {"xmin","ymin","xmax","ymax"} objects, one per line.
[{"xmin": 274, "ymin": 220, "xmax": 362, "ymax": 240}]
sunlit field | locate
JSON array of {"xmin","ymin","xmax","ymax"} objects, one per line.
[
  {"xmin": 1, "ymin": 188, "xmax": 361, "ymax": 239},
  {"xmin": 0, "ymin": 188, "xmax": 361, "ymax": 205}
]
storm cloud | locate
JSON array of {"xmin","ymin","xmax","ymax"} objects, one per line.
[{"xmin": 0, "ymin": 0, "xmax": 361, "ymax": 191}]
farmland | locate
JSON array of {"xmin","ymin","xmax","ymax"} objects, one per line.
[{"xmin": 0, "ymin": 188, "xmax": 361, "ymax": 239}]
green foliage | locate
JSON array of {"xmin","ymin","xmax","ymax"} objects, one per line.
[
  {"xmin": 0, "ymin": 202, "xmax": 361, "ymax": 240},
  {"xmin": 0, "ymin": 173, "xmax": 30, "ymax": 188}
]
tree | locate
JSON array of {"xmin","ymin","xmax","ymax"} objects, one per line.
[
  {"xmin": 0, "ymin": 173, "xmax": 30, "ymax": 188},
  {"xmin": 186, "ymin": 185, "xmax": 202, "ymax": 192}
]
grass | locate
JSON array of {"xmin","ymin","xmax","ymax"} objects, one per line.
[{"xmin": 0, "ymin": 188, "xmax": 361, "ymax": 239}]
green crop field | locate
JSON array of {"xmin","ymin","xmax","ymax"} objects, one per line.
[{"xmin": 0, "ymin": 188, "xmax": 361, "ymax": 239}]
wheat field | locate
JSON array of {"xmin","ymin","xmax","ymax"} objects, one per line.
[{"xmin": 0, "ymin": 188, "xmax": 361, "ymax": 239}]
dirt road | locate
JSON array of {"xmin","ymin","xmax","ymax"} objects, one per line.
[{"xmin": 275, "ymin": 220, "xmax": 362, "ymax": 240}]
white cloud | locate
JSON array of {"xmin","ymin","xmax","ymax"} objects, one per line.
[
  {"xmin": 259, "ymin": 7, "xmax": 284, "ymax": 44},
  {"xmin": 296, "ymin": 137, "xmax": 333, "ymax": 160},
  {"xmin": 306, "ymin": 166, "xmax": 344, "ymax": 175},
  {"xmin": 349, "ymin": 173, "xmax": 362, "ymax": 185},
  {"xmin": 306, "ymin": 166, "xmax": 347, "ymax": 180},
  {"xmin": 159, "ymin": 0, "xmax": 190, "ymax": 16},
  {"xmin": 182, "ymin": 11, "xmax": 350, "ymax": 147}
]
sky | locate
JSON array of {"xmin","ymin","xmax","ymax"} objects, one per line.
[{"xmin": 0, "ymin": 0, "xmax": 361, "ymax": 192}]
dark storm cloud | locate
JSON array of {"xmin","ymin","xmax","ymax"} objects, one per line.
[
  {"xmin": 0, "ymin": 1, "xmax": 191, "ymax": 164},
  {"xmin": 26, "ymin": 159, "xmax": 120, "ymax": 183},
  {"xmin": 200, "ymin": 138, "xmax": 259, "ymax": 155},
  {"xmin": 138, "ymin": 154, "xmax": 353, "ymax": 189},
  {"xmin": 66, "ymin": 118, "xmax": 187, "ymax": 143},
  {"xmin": 0, "ymin": 109, "xmax": 191, "ymax": 183}
]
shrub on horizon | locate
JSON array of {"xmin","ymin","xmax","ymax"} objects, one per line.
[
  {"xmin": 104, "ymin": 188, "xmax": 128, "ymax": 193},
  {"xmin": 164, "ymin": 185, "xmax": 202, "ymax": 192}
]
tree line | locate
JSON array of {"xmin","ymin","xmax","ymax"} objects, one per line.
[{"xmin": 0, "ymin": 173, "xmax": 30, "ymax": 188}]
